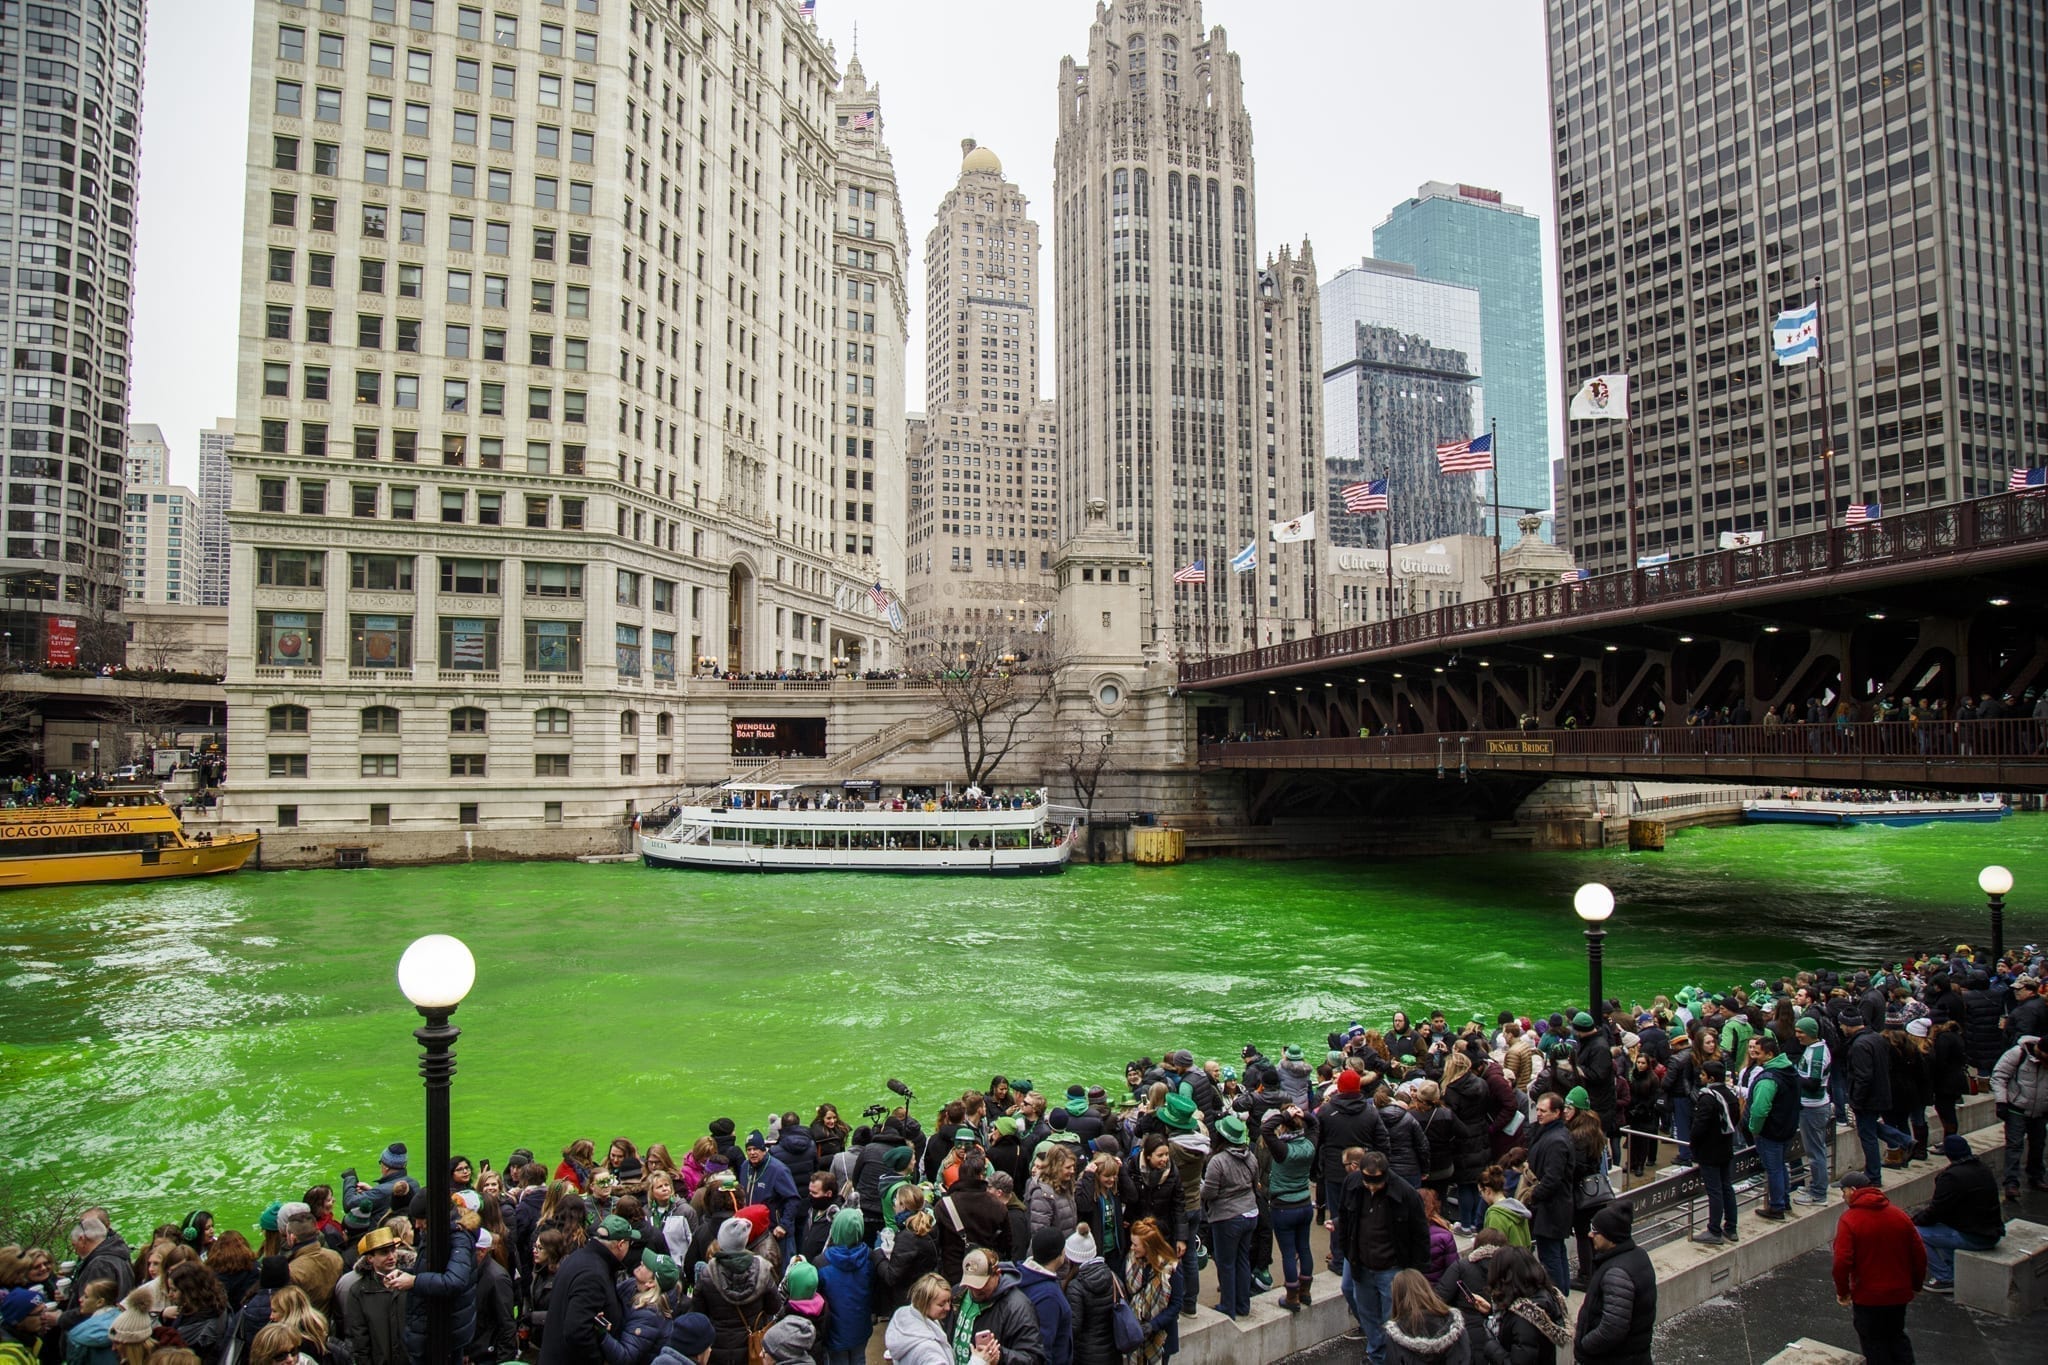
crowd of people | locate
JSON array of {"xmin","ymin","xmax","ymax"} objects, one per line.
[{"xmin": 6, "ymin": 943, "xmax": 2046, "ymax": 1365}]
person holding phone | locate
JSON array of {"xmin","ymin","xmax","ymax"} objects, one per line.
[{"xmin": 946, "ymin": 1250, "xmax": 1044, "ymax": 1365}]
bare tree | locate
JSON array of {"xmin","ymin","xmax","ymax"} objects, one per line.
[
  {"xmin": 70, "ymin": 553, "xmax": 128, "ymax": 668},
  {"xmin": 99, "ymin": 686, "xmax": 189, "ymax": 766},
  {"xmin": 131, "ymin": 616, "xmax": 196, "ymax": 673},
  {"xmin": 1058, "ymin": 725, "xmax": 1120, "ymax": 821},
  {"xmin": 910, "ymin": 631, "xmax": 1065, "ymax": 789},
  {"xmin": 0, "ymin": 682, "xmax": 41, "ymax": 770},
  {"xmin": 0, "ymin": 1181, "xmax": 90, "ymax": 1256}
]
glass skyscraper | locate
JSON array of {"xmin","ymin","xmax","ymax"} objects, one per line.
[{"xmin": 1375, "ymin": 182, "xmax": 1551, "ymax": 544}]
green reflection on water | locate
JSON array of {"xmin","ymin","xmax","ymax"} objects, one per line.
[{"xmin": 3, "ymin": 815, "xmax": 2042, "ymax": 1230}]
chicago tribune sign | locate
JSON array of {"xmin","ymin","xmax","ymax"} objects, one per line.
[{"xmin": 1331, "ymin": 548, "xmax": 1456, "ymax": 577}]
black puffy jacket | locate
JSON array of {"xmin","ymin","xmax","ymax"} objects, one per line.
[
  {"xmin": 402, "ymin": 1220, "xmax": 480, "ymax": 1365},
  {"xmin": 1845, "ymin": 1028, "xmax": 1893, "ymax": 1114},
  {"xmin": 1962, "ymin": 986, "xmax": 2005, "ymax": 1072},
  {"xmin": 1316, "ymin": 1093, "xmax": 1389, "ymax": 1171},
  {"xmin": 1477, "ymin": 1293, "xmax": 1569, "ymax": 1365},
  {"xmin": 688, "ymin": 1256, "xmax": 784, "ymax": 1365},
  {"xmin": 1117, "ymin": 1162, "xmax": 1184, "ymax": 1247},
  {"xmin": 1063, "ymin": 1259, "xmax": 1119, "ymax": 1365},
  {"xmin": 1930, "ymin": 1028, "xmax": 1971, "ymax": 1099},
  {"xmin": 1444, "ymin": 1076, "xmax": 1495, "ymax": 1183},
  {"xmin": 1573, "ymin": 1036, "xmax": 1617, "ymax": 1128},
  {"xmin": 944, "ymin": 1270, "xmax": 1046, "ymax": 1365},
  {"xmin": 1378, "ymin": 1102, "xmax": 1431, "ymax": 1184}
]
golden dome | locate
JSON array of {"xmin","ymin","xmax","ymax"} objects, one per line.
[{"xmin": 961, "ymin": 139, "xmax": 1002, "ymax": 175}]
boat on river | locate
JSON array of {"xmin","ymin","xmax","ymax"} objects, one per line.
[
  {"xmin": 0, "ymin": 787, "xmax": 259, "ymax": 889},
  {"xmin": 640, "ymin": 781, "xmax": 1080, "ymax": 874},
  {"xmin": 1742, "ymin": 792, "xmax": 2010, "ymax": 827}
]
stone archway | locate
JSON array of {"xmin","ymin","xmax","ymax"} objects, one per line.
[{"xmin": 727, "ymin": 563, "xmax": 754, "ymax": 672}]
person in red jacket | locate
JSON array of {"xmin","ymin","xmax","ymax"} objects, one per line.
[{"xmin": 1831, "ymin": 1171, "xmax": 1926, "ymax": 1365}]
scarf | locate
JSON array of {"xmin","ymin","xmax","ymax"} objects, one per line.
[{"xmin": 1502, "ymin": 1294, "xmax": 1571, "ymax": 1349}]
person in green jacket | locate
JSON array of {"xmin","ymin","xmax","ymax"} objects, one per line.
[
  {"xmin": 1477, "ymin": 1165, "xmax": 1532, "ymax": 1247},
  {"xmin": 1744, "ymin": 1037, "xmax": 1801, "ymax": 1221},
  {"xmin": 1260, "ymin": 1105, "xmax": 1320, "ymax": 1311}
]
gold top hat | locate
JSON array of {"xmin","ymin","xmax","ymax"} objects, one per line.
[{"xmin": 357, "ymin": 1226, "xmax": 398, "ymax": 1256}]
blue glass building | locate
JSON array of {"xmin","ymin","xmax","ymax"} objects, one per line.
[{"xmin": 1375, "ymin": 182, "xmax": 1551, "ymax": 544}]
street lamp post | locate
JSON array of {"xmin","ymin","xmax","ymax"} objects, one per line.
[
  {"xmin": 1979, "ymin": 865, "xmax": 2013, "ymax": 963},
  {"xmin": 1574, "ymin": 882, "xmax": 1616, "ymax": 1021},
  {"xmin": 397, "ymin": 935, "xmax": 476, "ymax": 1365}
]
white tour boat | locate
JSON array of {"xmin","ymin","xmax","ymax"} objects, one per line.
[
  {"xmin": 640, "ymin": 781, "xmax": 1080, "ymax": 874},
  {"xmin": 1742, "ymin": 792, "xmax": 2010, "ymax": 827}
]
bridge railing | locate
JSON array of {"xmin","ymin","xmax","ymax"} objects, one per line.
[
  {"xmin": 1199, "ymin": 717, "xmax": 2046, "ymax": 764},
  {"xmin": 1180, "ymin": 486, "xmax": 2048, "ymax": 686}
]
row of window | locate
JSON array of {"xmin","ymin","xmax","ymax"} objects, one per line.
[
  {"xmin": 253, "ymin": 609, "xmax": 679, "ymax": 677},
  {"xmin": 280, "ymin": 1, "xmax": 603, "ymax": 36},
  {"xmin": 266, "ymin": 751, "xmax": 661, "ymax": 778},
  {"xmin": 254, "ymin": 477, "xmax": 586, "ymax": 529},
  {"xmin": 266, "ymin": 702, "xmax": 667, "ymax": 737},
  {"xmin": 256, "ymin": 548, "xmax": 682, "ymax": 611},
  {"xmin": 278, "ymin": 16, "xmax": 600, "ymax": 69}
]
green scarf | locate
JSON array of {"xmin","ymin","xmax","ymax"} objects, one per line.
[{"xmin": 951, "ymin": 1294, "xmax": 986, "ymax": 1365}]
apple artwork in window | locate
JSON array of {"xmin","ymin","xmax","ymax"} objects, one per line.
[{"xmin": 276, "ymin": 633, "xmax": 303, "ymax": 658}]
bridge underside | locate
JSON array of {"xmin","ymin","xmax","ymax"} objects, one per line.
[
  {"xmin": 1188, "ymin": 556, "xmax": 2047, "ymax": 745},
  {"xmin": 1201, "ymin": 732, "xmax": 2048, "ymax": 794}
]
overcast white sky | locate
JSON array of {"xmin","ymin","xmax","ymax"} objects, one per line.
[{"xmin": 131, "ymin": 0, "xmax": 1559, "ymax": 488}]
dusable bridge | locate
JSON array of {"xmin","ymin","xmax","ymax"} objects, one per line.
[{"xmin": 1178, "ymin": 488, "xmax": 2048, "ymax": 795}]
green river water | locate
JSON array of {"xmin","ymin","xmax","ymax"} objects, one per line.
[{"xmin": 4, "ymin": 816, "xmax": 2045, "ymax": 1233}]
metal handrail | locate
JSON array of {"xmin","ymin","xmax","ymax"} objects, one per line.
[{"xmin": 1180, "ymin": 487, "xmax": 2048, "ymax": 687}]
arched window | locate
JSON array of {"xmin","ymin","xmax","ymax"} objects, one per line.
[
  {"xmin": 535, "ymin": 707, "xmax": 571, "ymax": 735},
  {"xmin": 268, "ymin": 704, "xmax": 308, "ymax": 733},
  {"xmin": 620, "ymin": 709, "xmax": 638, "ymax": 736},
  {"xmin": 361, "ymin": 706, "xmax": 400, "ymax": 734},
  {"xmin": 450, "ymin": 707, "xmax": 487, "ymax": 733},
  {"xmin": 655, "ymin": 711, "xmax": 672, "ymax": 738}
]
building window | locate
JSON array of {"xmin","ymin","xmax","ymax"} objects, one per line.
[
  {"xmin": 268, "ymin": 755, "xmax": 309, "ymax": 779},
  {"xmin": 267, "ymin": 705, "xmax": 309, "ymax": 734},
  {"xmin": 360, "ymin": 706, "xmax": 401, "ymax": 734},
  {"xmin": 257, "ymin": 611, "xmax": 324, "ymax": 668},
  {"xmin": 439, "ymin": 616, "xmax": 501, "ymax": 671},
  {"xmin": 450, "ymin": 707, "xmax": 487, "ymax": 733},
  {"xmin": 450, "ymin": 754, "xmax": 487, "ymax": 777},
  {"xmin": 619, "ymin": 754, "xmax": 638, "ymax": 776},
  {"xmin": 535, "ymin": 754, "xmax": 570, "ymax": 777},
  {"xmin": 619, "ymin": 710, "xmax": 638, "ymax": 737},
  {"xmin": 525, "ymin": 621, "xmax": 582, "ymax": 672},
  {"xmin": 361, "ymin": 754, "xmax": 400, "ymax": 778},
  {"xmin": 276, "ymin": 805, "xmax": 300, "ymax": 828},
  {"xmin": 459, "ymin": 802, "xmax": 479, "ymax": 826}
]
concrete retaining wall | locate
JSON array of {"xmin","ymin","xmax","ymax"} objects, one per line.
[{"xmin": 249, "ymin": 823, "xmax": 634, "ymax": 870}]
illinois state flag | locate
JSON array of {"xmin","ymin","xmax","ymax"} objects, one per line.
[
  {"xmin": 1569, "ymin": 374, "xmax": 1630, "ymax": 421},
  {"xmin": 1269, "ymin": 512, "xmax": 1317, "ymax": 544}
]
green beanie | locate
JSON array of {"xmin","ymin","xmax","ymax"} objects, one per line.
[
  {"xmin": 784, "ymin": 1259, "xmax": 819, "ymax": 1299},
  {"xmin": 829, "ymin": 1208, "xmax": 867, "ymax": 1248},
  {"xmin": 882, "ymin": 1145, "xmax": 913, "ymax": 1174},
  {"xmin": 1572, "ymin": 1012, "xmax": 1596, "ymax": 1030},
  {"xmin": 1565, "ymin": 1086, "xmax": 1592, "ymax": 1110},
  {"xmin": 257, "ymin": 1199, "xmax": 284, "ymax": 1233}
]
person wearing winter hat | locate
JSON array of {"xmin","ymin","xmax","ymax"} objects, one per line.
[
  {"xmin": 1201, "ymin": 1115, "xmax": 1259, "ymax": 1318},
  {"xmin": 738, "ymin": 1130, "xmax": 802, "ymax": 1259},
  {"xmin": 1911, "ymin": 1134, "xmax": 2005, "ymax": 1291},
  {"xmin": 1574, "ymin": 1201, "xmax": 1655, "ymax": 1365},
  {"xmin": 1790, "ymin": 1015, "xmax": 1834, "ymax": 1206},
  {"xmin": 778, "ymin": 1257, "xmax": 826, "ymax": 1340},
  {"xmin": 1015, "ymin": 1228, "xmax": 1071, "ymax": 1365},
  {"xmin": 1833, "ymin": 1171, "xmax": 1925, "ymax": 1364},
  {"xmin": 0, "ymin": 1286, "xmax": 56, "ymax": 1362},
  {"xmin": 683, "ymin": 1216, "xmax": 781, "ymax": 1365},
  {"xmin": 759, "ymin": 1315, "xmax": 816, "ymax": 1365},
  {"xmin": 811, "ymin": 1208, "xmax": 873, "ymax": 1365},
  {"xmin": 536, "ymin": 1215, "xmax": 629, "ymax": 1365},
  {"xmin": 661, "ymin": 1313, "xmax": 716, "ymax": 1365}
]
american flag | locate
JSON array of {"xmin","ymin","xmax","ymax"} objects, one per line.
[
  {"xmin": 1343, "ymin": 478, "xmax": 1389, "ymax": 513},
  {"xmin": 851, "ymin": 110, "xmax": 876, "ymax": 130},
  {"xmin": 1844, "ymin": 502, "xmax": 1881, "ymax": 526},
  {"xmin": 1560, "ymin": 569, "xmax": 1588, "ymax": 583},
  {"xmin": 867, "ymin": 581, "xmax": 890, "ymax": 611},
  {"xmin": 1173, "ymin": 559, "xmax": 1207, "ymax": 584},
  {"xmin": 1435, "ymin": 432, "xmax": 1493, "ymax": 473},
  {"xmin": 2009, "ymin": 467, "xmax": 2047, "ymax": 492},
  {"xmin": 801, "ymin": 0, "xmax": 817, "ymax": 14}
]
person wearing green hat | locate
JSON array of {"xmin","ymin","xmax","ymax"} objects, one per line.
[
  {"xmin": 1159, "ymin": 1090, "xmax": 1210, "ymax": 1318},
  {"xmin": 1278, "ymin": 1045, "xmax": 1314, "ymax": 1105},
  {"xmin": 1201, "ymin": 1116, "xmax": 1259, "ymax": 1318},
  {"xmin": 1792, "ymin": 1015, "xmax": 1834, "ymax": 1204},
  {"xmin": 535, "ymin": 1212, "xmax": 628, "ymax": 1365}
]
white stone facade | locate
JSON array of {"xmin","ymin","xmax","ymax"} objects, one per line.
[
  {"xmin": 905, "ymin": 140, "xmax": 1057, "ymax": 658},
  {"xmin": 225, "ymin": 0, "xmax": 902, "ymax": 833},
  {"xmin": 1052, "ymin": 0, "xmax": 1324, "ymax": 656}
]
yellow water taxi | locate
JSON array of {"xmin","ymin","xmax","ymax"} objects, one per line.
[{"xmin": 0, "ymin": 787, "xmax": 258, "ymax": 889}]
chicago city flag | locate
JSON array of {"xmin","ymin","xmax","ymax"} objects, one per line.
[{"xmin": 1772, "ymin": 304, "xmax": 1820, "ymax": 365}]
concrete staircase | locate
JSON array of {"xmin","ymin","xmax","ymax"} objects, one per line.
[{"xmin": 767, "ymin": 708, "xmax": 962, "ymax": 784}]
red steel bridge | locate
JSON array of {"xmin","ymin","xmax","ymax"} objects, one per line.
[{"xmin": 1179, "ymin": 488, "xmax": 2048, "ymax": 795}]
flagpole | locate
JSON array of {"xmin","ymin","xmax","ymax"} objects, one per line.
[
  {"xmin": 1490, "ymin": 417, "xmax": 1503, "ymax": 595},
  {"xmin": 1623, "ymin": 405, "xmax": 1638, "ymax": 571},
  {"xmin": 1813, "ymin": 273, "xmax": 1836, "ymax": 533},
  {"xmin": 1384, "ymin": 505, "xmax": 1394, "ymax": 623}
]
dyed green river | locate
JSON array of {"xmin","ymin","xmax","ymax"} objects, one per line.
[{"xmin": 4, "ymin": 817, "xmax": 2044, "ymax": 1233}]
